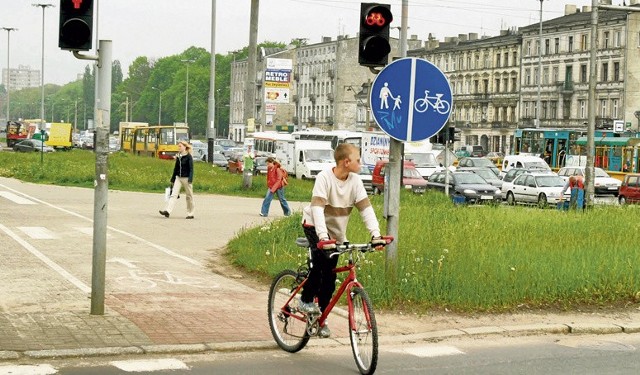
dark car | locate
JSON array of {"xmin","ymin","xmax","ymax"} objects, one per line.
[
  {"xmin": 456, "ymin": 167, "xmax": 503, "ymax": 188},
  {"xmin": 253, "ymin": 156, "xmax": 268, "ymax": 175},
  {"xmin": 13, "ymin": 139, "xmax": 55, "ymax": 153},
  {"xmin": 426, "ymin": 171, "xmax": 501, "ymax": 204},
  {"xmin": 212, "ymin": 152, "xmax": 228, "ymax": 169},
  {"xmin": 457, "ymin": 157, "xmax": 500, "ymax": 176}
]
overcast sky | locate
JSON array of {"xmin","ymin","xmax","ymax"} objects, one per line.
[{"xmin": 1, "ymin": 0, "xmax": 597, "ymax": 86}]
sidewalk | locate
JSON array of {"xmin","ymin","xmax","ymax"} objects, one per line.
[{"xmin": 1, "ymin": 177, "xmax": 640, "ymax": 361}]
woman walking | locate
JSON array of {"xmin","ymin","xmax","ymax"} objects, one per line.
[
  {"xmin": 260, "ymin": 157, "xmax": 291, "ymax": 217},
  {"xmin": 160, "ymin": 141, "xmax": 195, "ymax": 219}
]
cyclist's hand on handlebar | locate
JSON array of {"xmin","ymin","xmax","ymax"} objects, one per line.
[
  {"xmin": 371, "ymin": 236, "xmax": 393, "ymax": 249},
  {"xmin": 318, "ymin": 238, "xmax": 336, "ymax": 250}
]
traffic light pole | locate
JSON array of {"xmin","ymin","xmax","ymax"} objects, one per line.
[{"xmin": 71, "ymin": 41, "xmax": 112, "ymax": 315}]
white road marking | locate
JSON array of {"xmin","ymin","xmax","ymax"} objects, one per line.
[
  {"xmin": 0, "ymin": 224, "xmax": 91, "ymax": 294},
  {"xmin": 107, "ymin": 257, "xmax": 139, "ymax": 268},
  {"xmin": 0, "ymin": 364, "xmax": 57, "ymax": 375},
  {"xmin": 389, "ymin": 345, "xmax": 465, "ymax": 358},
  {"xmin": 0, "ymin": 182, "xmax": 201, "ymax": 267},
  {"xmin": 0, "ymin": 191, "xmax": 36, "ymax": 204},
  {"xmin": 110, "ymin": 358, "xmax": 189, "ymax": 372},
  {"xmin": 18, "ymin": 226, "xmax": 57, "ymax": 239}
]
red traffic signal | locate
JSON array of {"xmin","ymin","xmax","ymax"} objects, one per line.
[
  {"xmin": 359, "ymin": 3, "xmax": 393, "ymax": 67},
  {"xmin": 58, "ymin": 0, "xmax": 94, "ymax": 51}
]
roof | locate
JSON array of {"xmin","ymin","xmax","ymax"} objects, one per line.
[{"xmin": 575, "ymin": 136, "xmax": 640, "ymax": 146}]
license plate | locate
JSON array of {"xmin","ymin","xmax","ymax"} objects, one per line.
[
  {"xmin": 608, "ymin": 187, "xmax": 617, "ymax": 190},
  {"xmin": 480, "ymin": 195, "xmax": 493, "ymax": 200}
]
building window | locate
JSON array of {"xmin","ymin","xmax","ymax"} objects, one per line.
[
  {"xmin": 568, "ymin": 36, "xmax": 574, "ymax": 52},
  {"xmin": 503, "ymin": 78, "xmax": 508, "ymax": 92},
  {"xmin": 554, "ymin": 38, "xmax": 560, "ymax": 54},
  {"xmin": 526, "ymin": 41, "xmax": 532, "ymax": 56},
  {"xmin": 613, "ymin": 99, "xmax": 619, "ymax": 118},
  {"xmin": 534, "ymin": 68, "xmax": 539, "ymax": 85},
  {"xmin": 511, "ymin": 77, "xmax": 517, "ymax": 92},
  {"xmin": 614, "ymin": 31, "xmax": 621, "ymax": 47},
  {"xmin": 545, "ymin": 39, "xmax": 550, "ymax": 55},
  {"xmin": 467, "ymin": 56, "xmax": 471, "ymax": 69},
  {"xmin": 580, "ymin": 64, "xmax": 587, "ymax": 82},
  {"xmin": 543, "ymin": 67, "xmax": 549, "ymax": 84},
  {"xmin": 513, "ymin": 51, "xmax": 518, "ymax": 65},
  {"xmin": 525, "ymin": 69, "xmax": 531, "ymax": 85},
  {"xmin": 504, "ymin": 52, "xmax": 509, "ymax": 67},
  {"xmin": 542, "ymin": 101, "xmax": 548, "ymax": 119},
  {"xmin": 563, "ymin": 100, "xmax": 571, "ymax": 119},
  {"xmin": 581, "ymin": 34, "xmax": 588, "ymax": 50},
  {"xmin": 614, "ymin": 62, "xmax": 620, "ymax": 81},
  {"xmin": 495, "ymin": 78, "xmax": 500, "ymax": 92},
  {"xmin": 496, "ymin": 53, "xmax": 501, "ymax": 68},
  {"xmin": 553, "ymin": 66, "xmax": 559, "ymax": 83},
  {"xmin": 603, "ymin": 31, "xmax": 610, "ymax": 49},
  {"xmin": 600, "ymin": 99, "xmax": 607, "ymax": 117},
  {"xmin": 475, "ymin": 54, "xmax": 480, "ymax": 69},
  {"xmin": 524, "ymin": 101, "xmax": 530, "ymax": 118},
  {"xmin": 550, "ymin": 101, "xmax": 557, "ymax": 119},
  {"xmin": 579, "ymin": 100, "xmax": 586, "ymax": 119},
  {"xmin": 601, "ymin": 62, "xmax": 609, "ymax": 82}
]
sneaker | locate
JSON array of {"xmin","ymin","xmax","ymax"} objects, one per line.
[
  {"xmin": 319, "ymin": 324, "xmax": 331, "ymax": 338},
  {"xmin": 259, "ymin": 213, "xmax": 266, "ymax": 217},
  {"xmin": 186, "ymin": 216, "xmax": 194, "ymax": 219},
  {"xmin": 159, "ymin": 210, "xmax": 170, "ymax": 218},
  {"xmin": 298, "ymin": 301, "xmax": 320, "ymax": 314}
]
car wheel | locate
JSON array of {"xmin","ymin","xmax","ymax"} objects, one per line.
[
  {"xmin": 506, "ymin": 192, "xmax": 515, "ymax": 205},
  {"xmin": 537, "ymin": 193, "xmax": 548, "ymax": 209},
  {"xmin": 619, "ymin": 196, "xmax": 627, "ymax": 205}
]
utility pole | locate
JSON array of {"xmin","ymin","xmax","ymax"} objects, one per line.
[
  {"xmin": 243, "ymin": 0, "xmax": 259, "ymax": 189},
  {"xmin": 585, "ymin": 0, "xmax": 597, "ymax": 208},
  {"xmin": 33, "ymin": 3, "xmax": 53, "ymax": 133},
  {"xmin": 2, "ymin": 27, "xmax": 17, "ymax": 122},
  {"xmin": 206, "ymin": 0, "xmax": 217, "ymax": 164},
  {"xmin": 536, "ymin": 0, "xmax": 545, "ymax": 129}
]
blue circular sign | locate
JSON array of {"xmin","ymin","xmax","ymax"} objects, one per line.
[{"xmin": 369, "ymin": 57, "xmax": 453, "ymax": 142}]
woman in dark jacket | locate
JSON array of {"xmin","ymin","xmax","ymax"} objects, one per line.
[{"xmin": 159, "ymin": 141, "xmax": 195, "ymax": 219}]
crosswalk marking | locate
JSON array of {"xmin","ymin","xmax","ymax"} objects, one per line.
[
  {"xmin": 0, "ymin": 364, "xmax": 57, "ymax": 375},
  {"xmin": 0, "ymin": 191, "xmax": 36, "ymax": 205},
  {"xmin": 18, "ymin": 227, "xmax": 57, "ymax": 240},
  {"xmin": 110, "ymin": 358, "xmax": 189, "ymax": 372},
  {"xmin": 389, "ymin": 344, "xmax": 465, "ymax": 358}
]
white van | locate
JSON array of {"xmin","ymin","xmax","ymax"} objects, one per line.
[{"xmin": 501, "ymin": 155, "xmax": 551, "ymax": 177}]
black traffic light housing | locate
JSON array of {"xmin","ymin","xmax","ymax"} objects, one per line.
[
  {"xmin": 358, "ymin": 3, "xmax": 393, "ymax": 67},
  {"xmin": 59, "ymin": 0, "xmax": 94, "ymax": 51}
]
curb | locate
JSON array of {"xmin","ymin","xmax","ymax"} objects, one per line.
[{"xmin": 2, "ymin": 322, "xmax": 638, "ymax": 362}]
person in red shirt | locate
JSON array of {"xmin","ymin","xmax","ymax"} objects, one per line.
[{"xmin": 260, "ymin": 157, "xmax": 291, "ymax": 217}]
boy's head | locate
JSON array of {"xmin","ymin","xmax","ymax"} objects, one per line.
[{"xmin": 335, "ymin": 143, "xmax": 361, "ymax": 173}]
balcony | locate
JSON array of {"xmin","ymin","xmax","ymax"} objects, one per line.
[
  {"xmin": 557, "ymin": 80, "xmax": 574, "ymax": 95},
  {"xmin": 328, "ymin": 69, "xmax": 335, "ymax": 78},
  {"xmin": 327, "ymin": 93, "xmax": 334, "ymax": 102},
  {"xmin": 326, "ymin": 116, "xmax": 334, "ymax": 125},
  {"xmin": 309, "ymin": 93, "xmax": 316, "ymax": 102},
  {"xmin": 292, "ymin": 94, "xmax": 299, "ymax": 102},
  {"xmin": 308, "ymin": 116, "xmax": 316, "ymax": 125},
  {"xmin": 310, "ymin": 73, "xmax": 317, "ymax": 80}
]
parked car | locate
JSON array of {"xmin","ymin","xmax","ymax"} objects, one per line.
[
  {"xmin": 426, "ymin": 171, "xmax": 501, "ymax": 203},
  {"xmin": 500, "ymin": 168, "xmax": 556, "ymax": 199},
  {"xmin": 618, "ymin": 173, "xmax": 640, "ymax": 205},
  {"xmin": 371, "ymin": 160, "xmax": 427, "ymax": 194},
  {"xmin": 357, "ymin": 164, "xmax": 374, "ymax": 194},
  {"xmin": 212, "ymin": 152, "xmax": 229, "ymax": 169},
  {"xmin": 485, "ymin": 151, "xmax": 504, "ymax": 166},
  {"xmin": 227, "ymin": 153, "xmax": 244, "ymax": 174},
  {"xmin": 503, "ymin": 173, "xmax": 569, "ymax": 208},
  {"xmin": 457, "ymin": 157, "xmax": 500, "ymax": 176},
  {"xmin": 557, "ymin": 166, "xmax": 621, "ymax": 196},
  {"xmin": 456, "ymin": 167, "xmax": 503, "ymax": 188},
  {"xmin": 13, "ymin": 139, "xmax": 55, "ymax": 153},
  {"xmin": 253, "ymin": 156, "xmax": 268, "ymax": 175},
  {"xmin": 500, "ymin": 155, "xmax": 551, "ymax": 177}
]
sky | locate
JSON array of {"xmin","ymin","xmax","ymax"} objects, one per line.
[{"xmin": 0, "ymin": 0, "xmax": 600, "ymax": 86}]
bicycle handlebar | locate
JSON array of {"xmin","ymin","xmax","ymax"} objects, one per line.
[{"xmin": 326, "ymin": 236, "xmax": 394, "ymax": 257}]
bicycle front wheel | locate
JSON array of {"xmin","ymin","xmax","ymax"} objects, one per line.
[
  {"xmin": 267, "ymin": 269, "xmax": 310, "ymax": 353},
  {"xmin": 348, "ymin": 287, "xmax": 378, "ymax": 375}
]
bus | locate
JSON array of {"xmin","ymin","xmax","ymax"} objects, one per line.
[
  {"xmin": 249, "ymin": 131, "xmax": 294, "ymax": 155},
  {"xmin": 119, "ymin": 122, "xmax": 148, "ymax": 153},
  {"xmin": 572, "ymin": 135, "xmax": 640, "ymax": 173},
  {"xmin": 292, "ymin": 129, "xmax": 362, "ymax": 150},
  {"xmin": 124, "ymin": 125, "xmax": 190, "ymax": 159},
  {"xmin": 513, "ymin": 128, "xmax": 587, "ymax": 169}
]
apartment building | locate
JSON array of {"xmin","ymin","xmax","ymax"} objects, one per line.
[{"xmin": 2, "ymin": 65, "xmax": 40, "ymax": 91}]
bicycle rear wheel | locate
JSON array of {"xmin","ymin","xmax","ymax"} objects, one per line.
[
  {"xmin": 348, "ymin": 287, "xmax": 378, "ymax": 375},
  {"xmin": 267, "ymin": 269, "xmax": 310, "ymax": 353}
]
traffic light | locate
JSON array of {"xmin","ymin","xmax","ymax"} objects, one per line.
[
  {"xmin": 58, "ymin": 0, "xmax": 94, "ymax": 51},
  {"xmin": 358, "ymin": 3, "xmax": 393, "ymax": 67}
]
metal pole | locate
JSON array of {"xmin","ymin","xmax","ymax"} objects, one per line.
[
  {"xmin": 91, "ymin": 40, "xmax": 112, "ymax": 315},
  {"xmin": 585, "ymin": 0, "xmax": 598, "ymax": 208},
  {"xmin": 2, "ymin": 27, "xmax": 17, "ymax": 122},
  {"xmin": 33, "ymin": 4, "xmax": 53, "ymax": 134},
  {"xmin": 243, "ymin": 0, "xmax": 259, "ymax": 188},
  {"xmin": 536, "ymin": 0, "xmax": 544, "ymax": 128},
  {"xmin": 206, "ymin": 0, "xmax": 217, "ymax": 164}
]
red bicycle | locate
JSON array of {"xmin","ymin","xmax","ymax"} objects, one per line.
[{"xmin": 267, "ymin": 236, "xmax": 393, "ymax": 375}]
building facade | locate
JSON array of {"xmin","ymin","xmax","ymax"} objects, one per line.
[{"xmin": 2, "ymin": 65, "xmax": 40, "ymax": 91}]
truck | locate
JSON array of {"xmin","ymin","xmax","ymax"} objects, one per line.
[
  {"xmin": 274, "ymin": 139, "xmax": 335, "ymax": 180},
  {"xmin": 361, "ymin": 131, "xmax": 443, "ymax": 178},
  {"xmin": 45, "ymin": 123, "xmax": 73, "ymax": 150},
  {"xmin": 5, "ymin": 121, "xmax": 30, "ymax": 147}
]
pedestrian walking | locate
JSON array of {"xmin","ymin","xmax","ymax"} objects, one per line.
[
  {"xmin": 260, "ymin": 157, "xmax": 291, "ymax": 217},
  {"xmin": 159, "ymin": 141, "xmax": 195, "ymax": 219}
]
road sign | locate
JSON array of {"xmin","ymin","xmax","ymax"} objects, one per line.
[{"xmin": 370, "ymin": 57, "xmax": 452, "ymax": 142}]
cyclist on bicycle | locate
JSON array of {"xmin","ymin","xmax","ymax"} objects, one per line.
[{"xmin": 299, "ymin": 143, "xmax": 386, "ymax": 338}]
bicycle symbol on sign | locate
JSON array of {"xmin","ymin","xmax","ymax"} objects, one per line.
[{"xmin": 414, "ymin": 90, "xmax": 450, "ymax": 114}]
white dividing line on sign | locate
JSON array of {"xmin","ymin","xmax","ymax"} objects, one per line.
[
  {"xmin": 110, "ymin": 358, "xmax": 189, "ymax": 372},
  {"xmin": 17, "ymin": 226, "xmax": 57, "ymax": 240},
  {"xmin": 0, "ymin": 191, "xmax": 36, "ymax": 205}
]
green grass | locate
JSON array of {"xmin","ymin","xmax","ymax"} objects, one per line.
[{"xmin": 2, "ymin": 149, "xmax": 639, "ymax": 313}]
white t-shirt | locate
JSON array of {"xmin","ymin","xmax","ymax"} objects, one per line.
[{"xmin": 302, "ymin": 168, "xmax": 380, "ymax": 243}]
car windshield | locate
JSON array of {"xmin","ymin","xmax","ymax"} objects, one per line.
[
  {"xmin": 455, "ymin": 173, "xmax": 486, "ymax": 184},
  {"xmin": 474, "ymin": 169, "xmax": 497, "ymax": 180},
  {"xmin": 471, "ymin": 158, "xmax": 494, "ymax": 167},
  {"xmin": 255, "ymin": 158, "xmax": 267, "ymax": 166},
  {"xmin": 217, "ymin": 139, "xmax": 236, "ymax": 148},
  {"xmin": 29, "ymin": 140, "xmax": 44, "ymax": 147},
  {"xmin": 536, "ymin": 175, "xmax": 566, "ymax": 187},
  {"xmin": 404, "ymin": 153, "xmax": 437, "ymax": 166},
  {"xmin": 306, "ymin": 150, "xmax": 333, "ymax": 162},
  {"xmin": 594, "ymin": 168, "xmax": 611, "ymax": 178},
  {"xmin": 524, "ymin": 161, "xmax": 549, "ymax": 169},
  {"xmin": 403, "ymin": 168, "xmax": 422, "ymax": 179},
  {"xmin": 359, "ymin": 165, "xmax": 372, "ymax": 175}
]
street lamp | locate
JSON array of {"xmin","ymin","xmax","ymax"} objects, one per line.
[
  {"xmin": 151, "ymin": 86, "xmax": 162, "ymax": 125},
  {"xmin": 122, "ymin": 92, "xmax": 130, "ymax": 122},
  {"xmin": 33, "ymin": 3, "xmax": 54, "ymax": 132},
  {"xmin": 181, "ymin": 59, "xmax": 195, "ymax": 125},
  {"xmin": 1, "ymin": 27, "xmax": 17, "ymax": 122},
  {"xmin": 536, "ymin": 0, "xmax": 546, "ymax": 129}
]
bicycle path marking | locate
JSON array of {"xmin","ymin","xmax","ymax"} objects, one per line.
[{"xmin": 370, "ymin": 57, "xmax": 453, "ymax": 142}]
